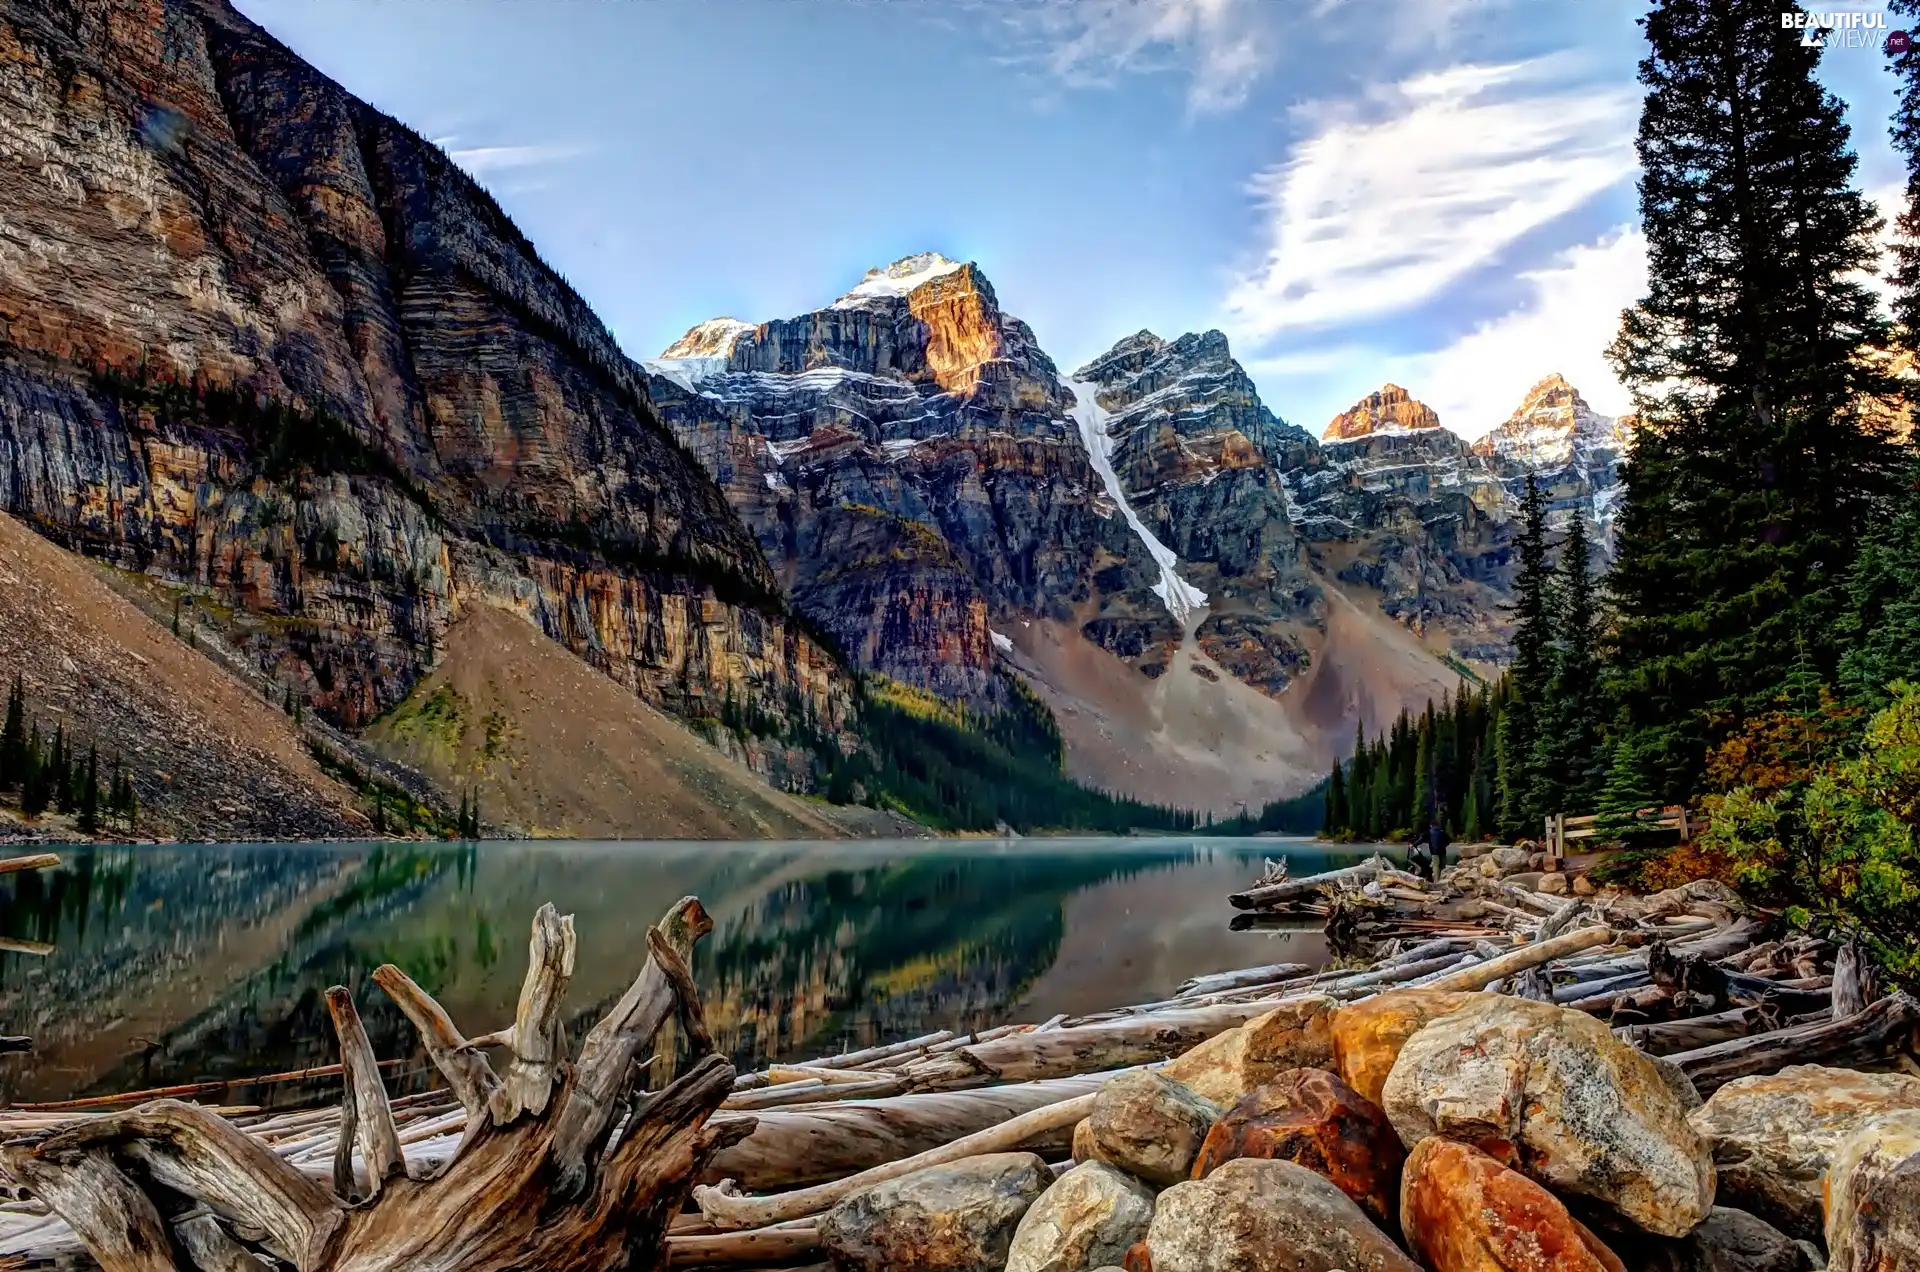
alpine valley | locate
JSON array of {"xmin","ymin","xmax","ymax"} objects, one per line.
[{"xmin": 0, "ymin": 0, "xmax": 1632, "ymax": 836}]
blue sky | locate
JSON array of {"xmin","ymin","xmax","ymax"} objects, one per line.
[{"xmin": 234, "ymin": 0, "xmax": 1910, "ymax": 439}]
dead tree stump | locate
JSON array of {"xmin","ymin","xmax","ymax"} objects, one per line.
[{"xmin": 0, "ymin": 897, "xmax": 748, "ymax": 1272}]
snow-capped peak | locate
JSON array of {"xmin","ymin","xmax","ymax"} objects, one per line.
[
  {"xmin": 657, "ymin": 317, "xmax": 756, "ymax": 361},
  {"xmin": 833, "ymin": 252, "xmax": 968, "ymax": 308},
  {"xmin": 1473, "ymin": 373, "xmax": 1631, "ymax": 467}
]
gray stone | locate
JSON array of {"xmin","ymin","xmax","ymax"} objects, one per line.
[
  {"xmin": 1005, "ymin": 1161, "xmax": 1155, "ymax": 1272},
  {"xmin": 1145, "ymin": 1158, "xmax": 1419, "ymax": 1272},
  {"xmin": 819, "ymin": 1152, "xmax": 1050, "ymax": 1272},
  {"xmin": 1617, "ymin": 1206, "xmax": 1815, "ymax": 1272},
  {"xmin": 1084, "ymin": 1070, "xmax": 1221, "ymax": 1187},
  {"xmin": 1826, "ymin": 1108, "xmax": 1920, "ymax": 1272}
]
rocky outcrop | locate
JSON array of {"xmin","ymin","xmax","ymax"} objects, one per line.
[
  {"xmin": 1190, "ymin": 1067, "xmax": 1405, "ymax": 1230},
  {"xmin": 1159, "ymin": 994, "xmax": 1338, "ymax": 1106},
  {"xmin": 1145, "ymin": 1158, "xmax": 1420, "ymax": 1272},
  {"xmin": 1324, "ymin": 384, "xmax": 1443, "ymax": 440},
  {"xmin": 1005, "ymin": 1161, "xmax": 1155, "ymax": 1272},
  {"xmin": 1401, "ymin": 1136, "xmax": 1627, "ymax": 1272},
  {"xmin": 1381, "ymin": 994, "xmax": 1716, "ymax": 1236},
  {"xmin": 1825, "ymin": 1109, "xmax": 1920, "ymax": 1272},
  {"xmin": 1687, "ymin": 1065, "xmax": 1920, "ymax": 1240},
  {"xmin": 820, "ymin": 1152, "xmax": 1051, "ymax": 1272},
  {"xmin": 1473, "ymin": 373, "xmax": 1634, "ymax": 551},
  {"xmin": 0, "ymin": 0, "xmax": 847, "ymax": 768}
]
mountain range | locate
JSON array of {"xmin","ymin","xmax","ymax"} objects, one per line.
[{"xmin": 0, "ymin": 0, "xmax": 1633, "ymax": 830}]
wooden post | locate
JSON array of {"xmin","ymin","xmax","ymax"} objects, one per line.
[{"xmin": 1677, "ymin": 806, "xmax": 1691, "ymax": 843}]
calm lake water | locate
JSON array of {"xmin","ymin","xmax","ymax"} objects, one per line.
[{"xmin": 0, "ymin": 837, "xmax": 1362, "ymax": 1105}]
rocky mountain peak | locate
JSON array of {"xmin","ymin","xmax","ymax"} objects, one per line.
[
  {"xmin": 659, "ymin": 317, "xmax": 758, "ymax": 360},
  {"xmin": 1473, "ymin": 373, "xmax": 1631, "ymax": 467},
  {"xmin": 1323, "ymin": 384, "xmax": 1444, "ymax": 441},
  {"xmin": 832, "ymin": 251, "xmax": 970, "ymax": 310}
]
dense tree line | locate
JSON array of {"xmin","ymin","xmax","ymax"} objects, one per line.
[{"xmin": 1321, "ymin": 477, "xmax": 1603, "ymax": 843}]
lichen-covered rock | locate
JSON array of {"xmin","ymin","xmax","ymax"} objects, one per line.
[
  {"xmin": 1612, "ymin": 1206, "xmax": 1815, "ymax": 1272},
  {"xmin": 1073, "ymin": 1117, "xmax": 1098, "ymax": 1163},
  {"xmin": 1329, "ymin": 988, "xmax": 1478, "ymax": 1105},
  {"xmin": 1084, "ymin": 1071, "xmax": 1220, "ymax": 1187},
  {"xmin": 1146, "ymin": 1158, "xmax": 1420, "ymax": 1272},
  {"xmin": 1825, "ymin": 1109, "xmax": 1920, "ymax": 1272},
  {"xmin": 1159, "ymin": 994, "xmax": 1337, "ymax": 1106},
  {"xmin": 1687, "ymin": 1065, "xmax": 1920, "ymax": 1240},
  {"xmin": 1005, "ymin": 1162, "xmax": 1155, "ymax": 1272},
  {"xmin": 1190, "ymin": 1067, "xmax": 1404, "ymax": 1230},
  {"xmin": 1401, "ymin": 1136, "xmax": 1626, "ymax": 1272},
  {"xmin": 1381, "ymin": 993, "xmax": 1714, "ymax": 1236},
  {"xmin": 819, "ymin": 1152, "xmax": 1051, "ymax": 1272}
]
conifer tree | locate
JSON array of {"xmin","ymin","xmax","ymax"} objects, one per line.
[
  {"xmin": 1888, "ymin": 0, "xmax": 1920, "ymax": 338},
  {"xmin": 1538, "ymin": 515, "xmax": 1606, "ymax": 813},
  {"xmin": 51, "ymin": 726, "xmax": 72, "ymax": 815},
  {"xmin": 1499, "ymin": 475, "xmax": 1553, "ymax": 837},
  {"xmin": 77, "ymin": 745, "xmax": 100, "ymax": 833},
  {"xmin": 1838, "ymin": 464, "xmax": 1920, "ymax": 709},
  {"xmin": 1324, "ymin": 760, "xmax": 1346, "ymax": 838},
  {"xmin": 1412, "ymin": 716, "xmax": 1434, "ymax": 832},
  {"xmin": 0, "ymin": 676, "xmax": 23, "ymax": 792},
  {"xmin": 1606, "ymin": 0, "xmax": 1902, "ymax": 801},
  {"xmin": 20, "ymin": 724, "xmax": 47, "ymax": 818}
]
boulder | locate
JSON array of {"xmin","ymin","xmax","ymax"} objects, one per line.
[
  {"xmin": 1072, "ymin": 1117, "xmax": 1097, "ymax": 1163},
  {"xmin": 820, "ymin": 1152, "xmax": 1050, "ymax": 1272},
  {"xmin": 1381, "ymin": 993, "xmax": 1715, "ymax": 1236},
  {"xmin": 1085, "ymin": 1071, "xmax": 1220, "ymax": 1187},
  {"xmin": 1573, "ymin": 874, "xmax": 1596, "ymax": 896},
  {"xmin": 1006, "ymin": 1161, "xmax": 1156, "ymax": 1272},
  {"xmin": 1190, "ymin": 1067, "xmax": 1404, "ymax": 1230},
  {"xmin": 1145, "ymin": 1158, "xmax": 1419, "ymax": 1272},
  {"xmin": 1490, "ymin": 846, "xmax": 1532, "ymax": 874},
  {"xmin": 1401, "ymin": 1136, "xmax": 1626, "ymax": 1272},
  {"xmin": 1612, "ymin": 1206, "xmax": 1814, "ymax": 1272},
  {"xmin": 1540, "ymin": 871, "xmax": 1570, "ymax": 895},
  {"xmin": 1825, "ymin": 1108, "xmax": 1920, "ymax": 1272},
  {"xmin": 1122, "ymin": 1242, "xmax": 1152, "ymax": 1272},
  {"xmin": 1330, "ymin": 988, "xmax": 1478, "ymax": 1106},
  {"xmin": 1687, "ymin": 1064, "xmax": 1920, "ymax": 1240},
  {"xmin": 1159, "ymin": 994, "xmax": 1338, "ymax": 1106}
]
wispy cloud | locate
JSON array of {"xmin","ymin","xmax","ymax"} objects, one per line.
[
  {"xmin": 1224, "ymin": 58, "xmax": 1638, "ymax": 339},
  {"xmin": 1017, "ymin": 0, "xmax": 1276, "ymax": 115},
  {"xmin": 1393, "ymin": 226, "xmax": 1647, "ymax": 435},
  {"xmin": 437, "ymin": 141, "xmax": 589, "ymax": 178}
]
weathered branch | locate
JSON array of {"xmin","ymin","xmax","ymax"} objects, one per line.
[
  {"xmin": 371, "ymin": 963, "xmax": 502, "ymax": 1117},
  {"xmin": 1672, "ymin": 991, "xmax": 1919, "ymax": 1094},
  {"xmin": 20, "ymin": 1099, "xmax": 343, "ymax": 1269},
  {"xmin": 1833, "ymin": 938, "xmax": 1873, "ymax": 1018},
  {"xmin": 549, "ymin": 923, "xmax": 707, "ymax": 1199},
  {"xmin": 1229, "ymin": 857, "xmax": 1386, "ymax": 909},
  {"xmin": 694, "ymin": 1090, "xmax": 1100, "ymax": 1229},
  {"xmin": 490, "ymin": 903, "xmax": 577, "ymax": 1125},
  {"xmin": 2, "ymin": 1148, "xmax": 173, "ymax": 1272},
  {"xmin": 1421, "ymin": 926, "xmax": 1614, "ymax": 992},
  {"xmin": 175, "ymin": 1212, "xmax": 264, "ymax": 1272},
  {"xmin": 324, "ymin": 987, "xmax": 405, "ymax": 1200}
]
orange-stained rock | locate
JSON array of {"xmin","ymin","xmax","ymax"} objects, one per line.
[
  {"xmin": 1329, "ymin": 989, "xmax": 1478, "ymax": 1106},
  {"xmin": 1159, "ymin": 995, "xmax": 1338, "ymax": 1106},
  {"xmin": 1191, "ymin": 1067, "xmax": 1405, "ymax": 1232},
  {"xmin": 1402, "ymin": 1137, "xmax": 1626, "ymax": 1272},
  {"xmin": 1122, "ymin": 1240, "xmax": 1152, "ymax": 1272}
]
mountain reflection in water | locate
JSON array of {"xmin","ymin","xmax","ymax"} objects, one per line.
[{"xmin": 0, "ymin": 838, "xmax": 1357, "ymax": 1106}]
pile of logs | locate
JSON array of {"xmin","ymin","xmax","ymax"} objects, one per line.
[{"xmin": 0, "ymin": 860, "xmax": 1915, "ymax": 1271}]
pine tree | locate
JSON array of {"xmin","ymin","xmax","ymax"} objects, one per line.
[
  {"xmin": 51, "ymin": 726, "xmax": 72, "ymax": 814},
  {"xmin": 457, "ymin": 791, "xmax": 471, "ymax": 840},
  {"xmin": 1412, "ymin": 716, "xmax": 1434, "ymax": 833},
  {"xmin": 1888, "ymin": 0, "xmax": 1920, "ymax": 338},
  {"xmin": 77, "ymin": 745, "xmax": 100, "ymax": 833},
  {"xmin": 20, "ymin": 724, "xmax": 47, "ymax": 818},
  {"xmin": 1500, "ymin": 475, "xmax": 1554, "ymax": 838},
  {"xmin": 1838, "ymin": 462, "xmax": 1920, "ymax": 709},
  {"xmin": 1324, "ymin": 760, "xmax": 1347, "ymax": 838},
  {"xmin": 0, "ymin": 676, "xmax": 23, "ymax": 792},
  {"xmin": 1538, "ymin": 514, "xmax": 1607, "ymax": 814},
  {"xmin": 1606, "ymin": 0, "xmax": 1903, "ymax": 801},
  {"xmin": 469, "ymin": 791, "xmax": 481, "ymax": 838},
  {"xmin": 1462, "ymin": 769, "xmax": 1484, "ymax": 843}
]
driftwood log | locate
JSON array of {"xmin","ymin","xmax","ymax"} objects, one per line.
[
  {"xmin": 0, "ymin": 898, "xmax": 746, "ymax": 1272},
  {"xmin": 1228, "ymin": 857, "xmax": 1386, "ymax": 910},
  {"xmin": 1670, "ymin": 991, "xmax": 1920, "ymax": 1094}
]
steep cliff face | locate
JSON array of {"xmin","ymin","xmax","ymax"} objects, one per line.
[
  {"xmin": 0, "ymin": 0, "xmax": 847, "ymax": 752},
  {"xmin": 1322, "ymin": 384, "xmax": 1443, "ymax": 440}
]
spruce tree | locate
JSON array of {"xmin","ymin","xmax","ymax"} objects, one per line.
[
  {"xmin": 1888, "ymin": 0, "xmax": 1920, "ymax": 337},
  {"xmin": 1412, "ymin": 717, "xmax": 1434, "ymax": 833},
  {"xmin": 1606, "ymin": 0, "xmax": 1903, "ymax": 801},
  {"xmin": 20, "ymin": 724, "xmax": 47, "ymax": 818},
  {"xmin": 51, "ymin": 726, "xmax": 72, "ymax": 814},
  {"xmin": 1539, "ymin": 515, "xmax": 1606, "ymax": 813},
  {"xmin": 77, "ymin": 745, "xmax": 99, "ymax": 833},
  {"xmin": 1324, "ymin": 760, "xmax": 1347, "ymax": 838},
  {"xmin": 0, "ymin": 676, "xmax": 23, "ymax": 792},
  {"xmin": 1838, "ymin": 463, "xmax": 1920, "ymax": 708},
  {"xmin": 1499, "ymin": 475, "xmax": 1553, "ymax": 838}
]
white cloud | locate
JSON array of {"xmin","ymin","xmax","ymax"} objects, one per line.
[
  {"xmin": 441, "ymin": 143, "xmax": 587, "ymax": 177},
  {"xmin": 1388, "ymin": 225, "xmax": 1647, "ymax": 437},
  {"xmin": 1024, "ymin": 0, "xmax": 1276, "ymax": 114},
  {"xmin": 1224, "ymin": 58, "xmax": 1638, "ymax": 339}
]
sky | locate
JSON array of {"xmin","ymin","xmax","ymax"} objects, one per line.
[{"xmin": 233, "ymin": 0, "xmax": 1912, "ymax": 440}]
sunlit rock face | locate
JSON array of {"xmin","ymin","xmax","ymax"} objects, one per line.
[
  {"xmin": 0, "ymin": 0, "xmax": 850, "ymax": 744},
  {"xmin": 1322, "ymin": 384, "xmax": 1444, "ymax": 440}
]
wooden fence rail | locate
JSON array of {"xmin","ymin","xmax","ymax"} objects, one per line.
[{"xmin": 1543, "ymin": 805, "xmax": 1705, "ymax": 861}]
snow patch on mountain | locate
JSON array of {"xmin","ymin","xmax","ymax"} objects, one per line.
[
  {"xmin": 834, "ymin": 252, "xmax": 968, "ymax": 308},
  {"xmin": 1061, "ymin": 374, "xmax": 1208, "ymax": 623}
]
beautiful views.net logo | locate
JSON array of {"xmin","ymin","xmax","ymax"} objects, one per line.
[{"xmin": 1782, "ymin": 11, "xmax": 1911, "ymax": 53}]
